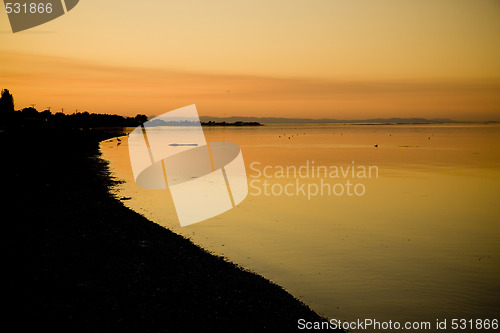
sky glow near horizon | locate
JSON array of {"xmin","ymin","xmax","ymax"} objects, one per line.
[{"xmin": 1, "ymin": 0, "xmax": 499, "ymax": 120}]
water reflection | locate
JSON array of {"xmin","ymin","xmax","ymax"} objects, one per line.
[{"xmin": 101, "ymin": 124, "xmax": 500, "ymax": 331}]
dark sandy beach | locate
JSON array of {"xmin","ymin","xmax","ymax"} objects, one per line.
[{"xmin": 2, "ymin": 127, "xmax": 334, "ymax": 332}]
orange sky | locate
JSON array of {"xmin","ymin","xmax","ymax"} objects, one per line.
[{"xmin": 1, "ymin": 0, "xmax": 499, "ymax": 120}]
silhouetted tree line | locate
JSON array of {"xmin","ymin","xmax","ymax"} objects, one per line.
[
  {"xmin": 203, "ymin": 120, "xmax": 262, "ymax": 126},
  {"xmin": 145, "ymin": 119, "xmax": 201, "ymax": 127},
  {"xmin": 0, "ymin": 89, "xmax": 262, "ymax": 130},
  {"xmin": 142, "ymin": 119, "xmax": 262, "ymax": 127},
  {"xmin": 0, "ymin": 89, "xmax": 148, "ymax": 130}
]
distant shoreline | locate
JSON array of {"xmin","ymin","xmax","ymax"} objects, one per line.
[
  {"xmin": 200, "ymin": 116, "xmax": 498, "ymax": 125},
  {"xmin": 202, "ymin": 120, "xmax": 263, "ymax": 126}
]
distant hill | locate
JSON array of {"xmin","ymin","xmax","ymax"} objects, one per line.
[{"xmin": 199, "ymin": 116, "xmax": 460, "ymax": 124}]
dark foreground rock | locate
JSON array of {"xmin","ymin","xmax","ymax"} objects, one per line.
[{"xmin": 2, "ymin": 128, "xmax": 336, "ymax": 332}]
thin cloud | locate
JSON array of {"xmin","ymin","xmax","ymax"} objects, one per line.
[{"xmin": 1, "ymin": 51, "xmax": 499, "ymax": 120}]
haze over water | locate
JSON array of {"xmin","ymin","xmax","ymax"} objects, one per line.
[{"xmin": 101, "ymin": 123, "xmax": 500, "ymax": 331}]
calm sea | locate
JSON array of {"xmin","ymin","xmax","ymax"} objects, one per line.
[{"xmin": 100, "ymin": 123, "xmax": 500, "ymax": 331}]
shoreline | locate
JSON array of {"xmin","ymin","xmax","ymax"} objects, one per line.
[{"xmin": 2, "ymin": 127, "xmax": 335, "ymax": 331}]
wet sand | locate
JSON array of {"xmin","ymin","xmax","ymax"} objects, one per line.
[{"xmin": 2, "ymin": 128, "xmax": 333, "ymax": 332}]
